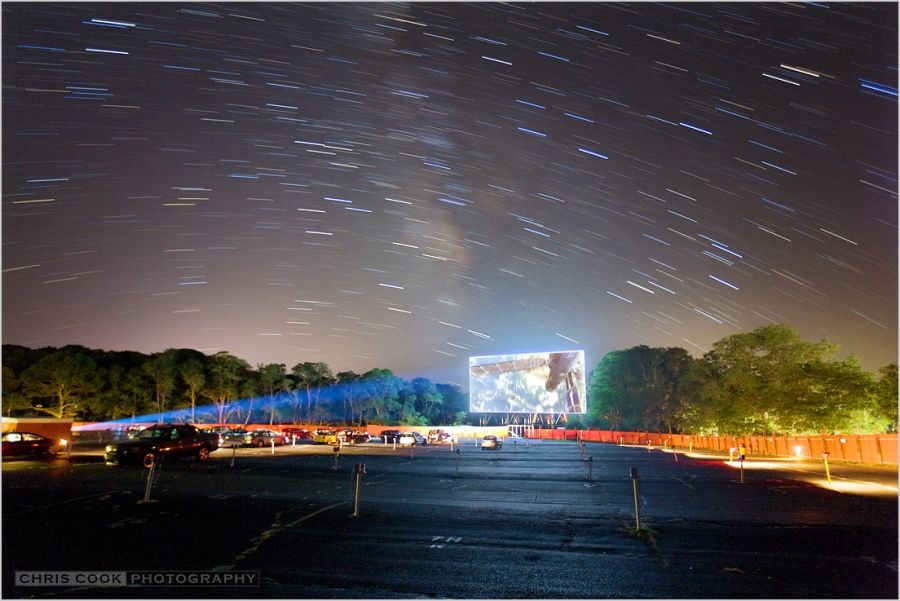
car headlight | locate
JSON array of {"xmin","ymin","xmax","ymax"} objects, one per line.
[
  {"xmin": 59, "ymin": 438, "xmax": 68, "ymax": 448},
  {"xmin": 105, "ymin": 445, "xmax": 116, "ymax": 453}
]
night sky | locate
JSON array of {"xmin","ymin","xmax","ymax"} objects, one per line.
[{"xmin": 3, "ymin": 2, "xmax": 897, "ymax": 387}]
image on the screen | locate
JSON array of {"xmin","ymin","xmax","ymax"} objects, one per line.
[{"xmin": 469, "ymin": 350, "xmax": 586, "ymax": 414}]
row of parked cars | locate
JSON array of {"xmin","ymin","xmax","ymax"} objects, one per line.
[{"xmin": 5, "ymin": 424, "xmax": 510, "ymax": 468}]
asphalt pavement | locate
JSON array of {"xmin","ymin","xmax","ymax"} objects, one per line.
[{"xmin": 2, "ymin": 439, "xmax": 897, "ymax": 598}]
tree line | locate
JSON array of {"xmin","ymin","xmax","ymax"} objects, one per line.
[
  {"xmin": 1, "ymin": 345, "xmax": 468, "ymax": 427},
  {"xmin": 3, "ymin": 324, "xmax": 896, "ymax": 435},
  {"xmin": 578, "ymin": 324, "xmax": 897, "ymax": 435}
]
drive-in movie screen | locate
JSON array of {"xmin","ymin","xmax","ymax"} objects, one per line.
[{"xmin": 469, "ymin": 351, "xmax": 586, "ymax": 414}]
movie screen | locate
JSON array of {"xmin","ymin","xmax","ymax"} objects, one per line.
[{"xmin": 469, "ymin": 351, "xmax": 586, "ymax": 414}]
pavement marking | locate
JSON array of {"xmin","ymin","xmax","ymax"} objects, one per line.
[
  {"xmin": 672, "ymin": 477, "xmax": 696, "ymax": 490},
  {"xmin": 214, "ymin": 501, "xmax": 348, "ymax": 571},
  {"xmin": 2, "ymin": 490, "xmax": 124, "ymax": 519}
]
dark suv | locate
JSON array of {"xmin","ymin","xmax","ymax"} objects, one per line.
[
  {"xmin": 381, "ymin": 429, "xmax": 402, "ymax": 443},
  {"xmin": 105, "ymin": 424, "xmax": 218, "ymax": 467}
]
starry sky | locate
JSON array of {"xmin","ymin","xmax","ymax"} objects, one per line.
[{"xmin": 3, "ymin": 2, "xmax": 897, "ymax": 387}]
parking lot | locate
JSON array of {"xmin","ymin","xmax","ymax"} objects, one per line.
[{"xmin": 3, "ymin": 439, "xmax": 897, "ymax": 598}]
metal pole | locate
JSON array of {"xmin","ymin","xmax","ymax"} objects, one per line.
[
  {"xmin": 630, "ymin": 468, "xmax": 641, "ymax": 531},
  {"xmin": 353, "ymin": 471, "xmax": 362, "ymax": 517},
  {"xmin": 739, "ymin": 458, "xmax": 744, "ymax": 484},
  {"xmin": 229, "ymin": 444, "xmax": 237, "ymax": 468},
  {"xmin": 823, "ymin": 452, "xmax": 832, "ymax": 483},
  {"xmin": 588, "ymin": 456, "xmax": 593, "ymax": 482},
  {"xmin": 352, "ymin": 463, "xmax": 365, "ymax": 517},
  {"xmin": 142, "ymin": 458, "xmax": 157, "ymax": 502},
  {"xmin": 271, "ymin": 439, "xmax": 275, "ymax": 455},
  {"xmin": 455, "ymin": 448, "xmax": 460, "ymax": 477}
]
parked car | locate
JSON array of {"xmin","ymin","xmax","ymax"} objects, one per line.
[
  {"xmin": 410, "ymin": 432, "xmax": 428, "ymax": 445},
  {"xmin": 381, "ymin": 429, "xmax": 402, "ymax": 443},
  {"xmin": 336, "ymin": 429, "xmax": 369, "ymax": 445},
  {"xmin": 313, "ymin": 429, "xmax": 338, "ymax": 445},
  {"xmin": 281, "ymin": 427, "xmax": 310, "ymax": 441},
  {"xmin": 366, "ymin": 434, "xmax": 384, "ymax": 443},
  {"xmin": 398, "ymin": 432, "xmax": 417, "ymax": 447},
  {"xmin": 2, "ymin": 431, "xmax": 64, "ymax": 458},
  {"xmin": 222, "ymin": 429, "xmax": 286, "ymax": 447},
  {"xmin": 428, "ymin": 429, "xmax": 451, "ymax": 443},
  {"xmin": 105, "ymin": 424, "xmax": 218, "ymax": 467},
  {"xmin": 482, "ymin": 435, "xmax": 502, "ymax": 450}
]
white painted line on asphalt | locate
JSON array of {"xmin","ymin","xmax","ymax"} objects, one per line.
[
  {"xmin": 2, "ymin": 490, "xmax": 122, "ymax": 519},
  {"xmin": 213, "ymin": 501, "xmax": 348, "ymax": 572},
  {"xmin": 672, "ymin": 477, "xmax": 696, "ymax": 490}
]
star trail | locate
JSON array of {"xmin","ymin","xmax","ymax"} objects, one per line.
[{"xmin": 3, "ymin": 2, "xmax": 897, "ymax": 385}]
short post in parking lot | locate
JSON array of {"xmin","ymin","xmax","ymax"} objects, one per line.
[
  {"xmin": 454, "ymin": 448, "xmax": 460, "ymax": 478},
  {"xmin": 410, "ymin": 443, "xmax": 414, "ymax": 459},
  {"xmin": 588, "ymin": 456, "xmax": 593, "ymax": 482},
  {"xmin": 352, "ymin": 463, "xmax": 366, "ymax": 517},
  {"xmin": 229, "ymin": 444, "xmax": 238, "ymax": 468},
  {"xmin": 271, "ymin": 439, "xmax": 275, "ymax": 455},
  {"xmin": 333, "ymin": 446, "xmax": 340, "ymax": 471},
  {"xmin": 392, "ymin": 437, "xmax": 397, "ymax": 451},
  {"xmin": 450, "ymin": 438, "xmax": 454, "ymax": 452},
  {"xmin": 823, "ymin": 452, "xmax": 832, "ymax": 483},
  {"xmin": 630, "ymin": 467, "xmax": 641, "ymax": 531},
  {"xmin": 141, "ymin": 457, "xmax": 158, "ymax": 503}
]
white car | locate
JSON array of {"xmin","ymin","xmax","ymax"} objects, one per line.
[
  {"xmin": 482, "ymin": 435, "xmax": 502, "ymax": 450},
  {"xmin": 398, "ymin": 432, "xmax": 417, "ymax": 447}
]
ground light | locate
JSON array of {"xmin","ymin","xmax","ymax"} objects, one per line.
[{"xmin": 720, "ymin": 459, "xmax": 898, "ymax": 496}]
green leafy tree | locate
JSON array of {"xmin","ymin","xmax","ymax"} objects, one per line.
[
  {"xmin": 121, "ymin": 366, "xmax": 153, "ymax": 420},
  {"xmin": 358, "ymin": 368, "xmax": 401, "ymax": 424},
  {"xmin": 142, "ymin": 350, "xmax": 179, "ymax": 416},
  {"xmin": 21, "ymin": 349, "xmax": 102, "ymax": 418},
  {"xmin": 411, "ymin": 377, "xmax": 442, "ymax": 424},
  {"xmin": 683, "ymin": 324, "xmax": 869, "ymax": 435},
  {"xmin": 336, "ymin": 371, "xmax": 363, "ymax": 425},
  {"xmin": 436, "ymin": 383, "xmax": 467, "ymax": 423},
  {"xmin": 869, "ymin": 363, "xmax": 897, "ymax": 432},
  {"xmin": 258, "ymin": 363, "xmax": 290, "ymax": 425},
  {"xmin": 179, "ymin": 356, "xmax": 206, "ymax": 423},
  {"xmin": 587, "ymin": 346, "xmax": 692, "ymax": 432},
  {"xmin": 292, "ymin": 362, "xmax": 335, "ymax": 423},
  {"xmin": 202, "ymin": 352, "xmax": 251, "ymax": 423},
  {"xmin": 2, "ymin": 365, "xmax": 31, "ymax": 416}
]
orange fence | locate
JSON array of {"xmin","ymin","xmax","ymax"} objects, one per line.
[
  {"xmin": 72, "ymin": 421, "xmax": 897, "ymax": 466},
  {"xmin": 532, "ymin": 429, "xmax": 898, "ymax": 466}
]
